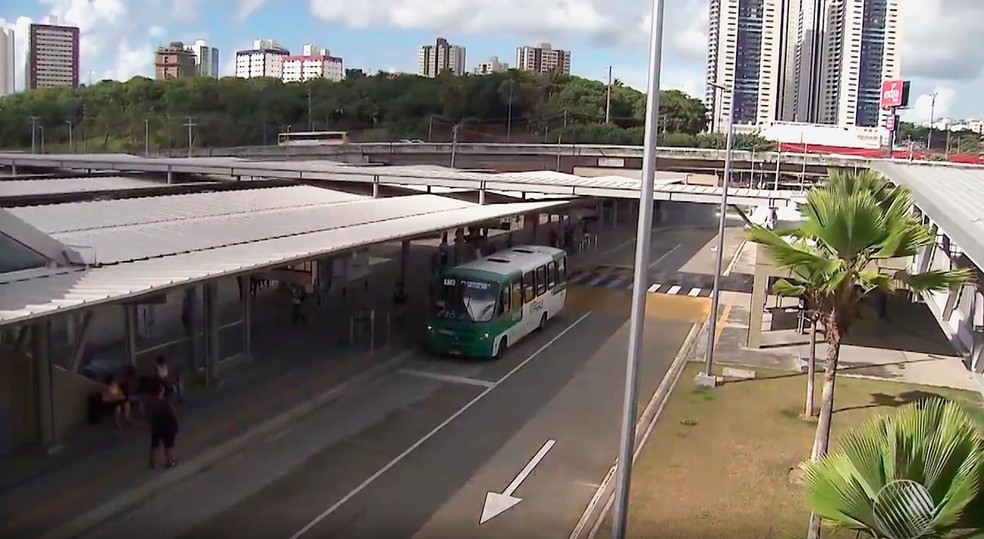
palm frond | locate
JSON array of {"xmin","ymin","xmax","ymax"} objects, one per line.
[
  {"xmin": 803, "ymin": 398, "xmax": 984, "ymax": 537},
  {"xmin": 896, "ymin": 268, "xmax": 975, "ymax": 294},
  {"xmin": 772, "ymin": 278, "xmax": 806, "ymax": 297}
]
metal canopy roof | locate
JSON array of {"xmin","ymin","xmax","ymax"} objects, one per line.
[
  {"xmin": 9, "ymin": 185, "xmax": 366, "ymax": 234},
  {"xmin": 0, "ymin": 153, "xmax": 803, "ymax": 207},
  {"xmin": 0, "ymin": 176, "xmax": 171, "ymax": 197},
  {"xmin": 871, "ymin": 161, "xmax": 984, "ymax": 270},
  {"xmin": 49, "ymin": 195, "xmax": 474, "ymax": 265},
  {"xmin": 0, "ymin": 199, "xmax": 565, "ymax": 326}
]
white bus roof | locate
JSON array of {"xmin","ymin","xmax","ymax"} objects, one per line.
[{"xmin": 455, "ymin": 245, "xmax": 566, "ymax": 276}]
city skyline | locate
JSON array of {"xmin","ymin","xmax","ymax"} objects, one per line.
[{"xmin": 0, "ymin": 0, "xmax": 983, "ymax": 122}]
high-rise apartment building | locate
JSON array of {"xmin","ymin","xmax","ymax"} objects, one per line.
[
  {"xmin": 190, "ymin": 39, "xmax": 219, "ymax": 78},
  {"xmin": 704, "ymin": 0, "xmax": 798, "ymax": 132},
  {"xmin": 814, "ymin": 0, "xmax": 901, "ymax": 127},
  {"xmin": 0, "ymin": 28, "xmax": 14, "ymax": 96},
  {"xmin": 473, "ymin": 56, "xmax": 508, "ymax": 75},
  {"xmin": 281, "ymin": 44, "xmax": 344, "ymax": 83},
  {"xmin": 708, "ymin": 0, "xmax": 901, "ymax": 131},
  {"xmin": 154, "ymin": 42, "xmax": 197, "ymax": 80},
  {"xmin": 235, "ymin": 39, "xmax": 289, "ymax": 79},
  {"xmin": 515, "ymin": 43, "xmax": 571, "ymax": 75},
  {"xmin": 417, "ymin": 38, "xmax": 466, "ymax": 77},
  {"xmin": 26, "ymin": 16, "xmax": 79, "ymax": 90}
]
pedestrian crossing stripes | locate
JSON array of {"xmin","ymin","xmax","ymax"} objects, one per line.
[{"xmin": 568, "ymin": 266, "xmax": 752, "ymax": 297}]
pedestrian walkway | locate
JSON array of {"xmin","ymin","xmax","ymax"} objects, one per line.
[{"xmin": 567, "ymin": 265, "xmax": 753, "ymax": 297}]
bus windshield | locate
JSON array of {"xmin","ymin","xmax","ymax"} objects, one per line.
[{"xmin": 437, "ymin": 277, "xmax": 500, "ymax": 323}]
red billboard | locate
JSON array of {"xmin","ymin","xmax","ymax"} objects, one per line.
[{"xmin": 880, "ymin": 80, "xmax": 910, "ymax": 109}]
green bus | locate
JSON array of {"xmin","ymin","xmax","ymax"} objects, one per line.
[{"xmin": 425, "ymin": 245, "xmax": 569, "ymax": 359}]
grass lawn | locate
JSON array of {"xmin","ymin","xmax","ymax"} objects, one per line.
[{"xmin": 595, "ymin": 364, "xmax": 983, "ymax": 539}]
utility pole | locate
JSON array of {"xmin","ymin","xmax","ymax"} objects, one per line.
[
  {"xmin": 66, "ymin": 120, "xmax": 73, "ymax": 153},
  {"xmin": 39, "ymin": 126, "xmax": 45, "ymax": 154},
  {"xmin": 563, "ymin": 109, "xmax": 568, "ymax": 128},
  {"xmin": 450, "ymin": 124, "xmax": 460, "ymax": 168},
  {"xmin": 428, "ymin": 115, "xmax": 433, "ymax": 142},
  {"xmin": 611, "ymin": 0, "xmax": 666, "ymax": 537},
  {"xmin": 307, "ymin": 88, "xmax": 313, "ymax": 131},
  {"xmin": 29, "ymin": 116, "xmax": 39, "ymax": 153},
  {"xmin": 605, "ymin": 65, "xmax": 613, "ymax": 123},
  {"xmin": 506, "ymin": 80, "xmax": 514, "ymax": 143},
  {"xmin": 928, "ymin": 91, "xmax": 938, "ymax": 150},
  {"xmin": 145, "ymin": 118, "xmax": 150, "ymax": 156},
  {"xmin": 183, "ymin": 116, "xmax": 197, "ymax": 158}
]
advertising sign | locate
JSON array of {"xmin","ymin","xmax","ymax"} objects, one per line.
[
  {"xmin": 880, "ymin": 80, "xmax": 910, "ymax": 109},
  {"xmin": 885, "ymin": 114, "xmax": 896, "ymax": 131}
]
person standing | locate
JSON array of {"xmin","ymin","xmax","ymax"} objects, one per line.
[{"xmin": 146, "ymin": 382, "xmax": 178, "ymax": 469}]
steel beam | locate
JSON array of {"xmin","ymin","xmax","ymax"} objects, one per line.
[{"xmin": 68, "ymin": 312, "xmax": 93, "ymax": 373}]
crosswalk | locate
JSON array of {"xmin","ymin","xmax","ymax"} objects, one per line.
[{"xmin": 567, "ymin": 265, "xmax": 753, "ymax": 297}]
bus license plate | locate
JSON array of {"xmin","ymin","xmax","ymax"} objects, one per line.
[{"xmin": 449, "ymin": 349, "xmax": 462, "ymax": 355}]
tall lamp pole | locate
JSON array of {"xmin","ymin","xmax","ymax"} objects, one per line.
[
  {"xmin": 927, "ymin": 91, "xmax": 938, "ymax": 150},
  {"xmin": 610, "ymin": 0, "xmax": 666, "ymax": 537},
  {"xmin": 605, "ymin": 65, "xmax": 613, "ymax": 123},
  {"xmin": 700, "ymin": 81, "xmax": 737, "ymax": 383}
]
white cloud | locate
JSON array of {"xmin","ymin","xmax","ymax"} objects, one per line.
[{"xmin": 236, "ymin": 0, "xmax": 267, "ymax": 22}]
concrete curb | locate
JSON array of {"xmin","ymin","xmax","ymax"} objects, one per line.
[
  {"xmin": 41, "ymin": 349, "xmax": 415, "ymax": 539},
  {"xmin": 568, "ymin": 320, "xmax": 706, "ymax": 539}
]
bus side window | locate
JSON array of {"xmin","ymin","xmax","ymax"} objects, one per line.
[
  {"xmin": 497, "ymin": 284, "xmax": 510, "ymax": 317},
  {"xmin": 547, "ymin": 261, "xmax": 557, "ymax": 289},
  {"xmin": 523, "ymin": 272, "xmax": 535, "ymax": 303},
  {"xmin": 558, "ymin": 256, "xmax": 567, "ymax": 283},
  {"xmin": 512, "ymin": 280, "xmax": 523, "ymax": 313},
  {"xmin": 535, "ymin": 266, "xmax": 547, "ymax": 296}
]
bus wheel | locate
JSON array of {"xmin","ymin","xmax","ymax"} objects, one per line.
[
  {"xmin": 494, "ymin": 337, "xmax": 507, "ymax": 360},
  {"xmin": 538, "ymin": 313, "xmax": 548, "ymax": 332}
]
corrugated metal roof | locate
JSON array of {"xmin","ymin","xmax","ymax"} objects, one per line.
[
  {"xmin": 9, "ymin": 185, "xmax": 365, "ymax": 234},
  {"xmin": 51, "ymin": 195, "xmax": 474, "ymax": 265},
  {"xmin": 0, "ymin": 200, "xmax": 566, "ymax": 326},
  {"xmin": 871, "ymin": 161, "xmax": 984, "ymax": 270},
  {"xmin": 0, "ymin": 176, "xmax": 168, "ymax": 197}
]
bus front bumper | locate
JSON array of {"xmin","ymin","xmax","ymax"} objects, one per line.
[{"xmin": 424, "ymin": 332, "xmax": 494, "ymax": 359}]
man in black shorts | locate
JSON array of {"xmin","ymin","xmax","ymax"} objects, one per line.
[{"xmin": 146, "ymin": 382, "xmax": 179, "ymax": 469}]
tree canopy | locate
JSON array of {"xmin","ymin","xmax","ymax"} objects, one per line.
[{"xmin": 0, "ymin": 71, "xmax": 732, "ymax": 152}]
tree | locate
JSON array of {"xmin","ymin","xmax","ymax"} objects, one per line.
[
  {"xmin": 0, "ymin": 74, "xmax": 716, "ymax": 150},
  {"xmin": 747, "ymin": 170, "xmax": 973, "ymax": 538},
  {"xmin": 802, "ymin": 397, "xmax": 983, "ymax": 538}
]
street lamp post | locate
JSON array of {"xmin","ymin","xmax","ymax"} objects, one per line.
[
  {"xmin": 610, "ymin": 0, "xmax": 666, "ymax": 537},
  {"xmin": 66, "ymin": 120, "xmax": 74, "ymax": 153},
  {"xmin": 605, "ymin": 65, "xmax": 613, "ymax": 123},
  {"xmin": 506, "ymin": 81, "xmax": 514, "ymax": 143},
  {"xmin": 29, "ymin": 116, "xmax": 39, "ymax": 153},
  {"xmin": 145, "ymin": 118, "xmax": 151, "ymax": 156},
  {"xmin": 699, "ymin": 81, "xmax": 737, "ymax": 385},
  {"xmin": 39, "ymin": 126, "xmax": 46, "ymax": 154},
  {"xmin": 450, "ymin": 124, "xmax": 461, "ymax": 168},
  {"xmin": 928, "ymin": 91, "xmax": 938, "ymax": 150},
  {"xmin": 307, "ymin": 89, "xmax": 313, "ymax": 132}
]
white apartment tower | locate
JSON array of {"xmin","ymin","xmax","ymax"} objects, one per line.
[
  {"xmin": 417, "ymin": 38, "xmax": 466, "ymax": 77},
  {"xmin": 474, "ymin": 56, "xmax": 508, "ymax": 75},
  {"xmin": 515, "ymin": 43, "xmax": 571, "ymax": 75},
  {"xmin": 0, "ymin": 28, "xmax": 14, "ymax": 96},
  {"xmin": 191, "ymin": 40, "xmax": 219, "ymax": 78},
  {"xmin": 705, "ymin": 0, "xmax": 798, "ymax": 132},
  {"xmin": 814, "ymin": 0, "xmax": 901, "ymax": 127},
  {"xmin": 235, "ymin": 39, "xmax": 289, "ymax": 79}
]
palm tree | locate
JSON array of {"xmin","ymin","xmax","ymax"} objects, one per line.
[
  {"xmin": 748, "ymin": 171, "xmax": 973, "ymax": 538},
  {"xmin": 802, "ymin": 397, "xmax": 983, "ymax": 538}
]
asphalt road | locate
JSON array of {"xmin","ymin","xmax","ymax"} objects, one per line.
[{"xmin": 77, "ymin": 225, "xmax": 729, "ymax": 539}]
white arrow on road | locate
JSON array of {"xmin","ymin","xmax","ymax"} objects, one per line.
[{"xmin": 480, "ymin": 439, "xmax": 556, "ymax": 524}]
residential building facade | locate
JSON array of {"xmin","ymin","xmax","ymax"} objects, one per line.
[
  {"xmin": 417, "ymin": 37, "xmax": 465, "ymax": 77},
  {"xmin": 26, "ymin": 17, "xmax": 79, "ymax": 90},
  {"xmin": 154, "ymin": 42, "xmax": 198, "ymax": 80},
  {"xmin": 515, "ymin": 43, "xmax": 571, "ymax": 75},
  {"xmin": 235, "ymin": 39, "xmax": 289, "ymax": 79},
  {"xmin": 0, "ymin": 28, "xmax": 14, "ymax": 96},
  {"xmin": 190, "ymin": 39, "xmax": 219, "ymax": 78},
  {"xmin": 705, "ymin": 0, "xmax": 797, "ymax": 132},
  {"xmin": 473, "ymin": 56, "xmax": 508, "ymax": 75},
  {"xmin": 281, "ymin": 44, "xmax": 344, "ymax": 83},
  {"xmin": 815, "ymin": 0, "xmax": 901, "ymax": 127}
]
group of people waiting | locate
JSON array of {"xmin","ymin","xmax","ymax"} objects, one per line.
[{"xmin": 96, "ymin": 355, "xmax": 181, "ymax": 469}]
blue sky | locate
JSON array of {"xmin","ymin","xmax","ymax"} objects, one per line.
[{"xmin": 3, "ymin": 0, "xmax": 984, "ymax": 121}]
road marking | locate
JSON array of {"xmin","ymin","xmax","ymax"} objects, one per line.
[
  {"xmin": 647, "ymin": 244, "xmax": 680, "ymax": 270},
  {"xmin": 688, "ymin": 287, "xmax": 702, "ymax": 297},
  {"xmin": 723, "ymin": 240, "xmax": 747, "ymax": 276},
  {"xmin": 286, "ymin": 312, "xmax": 593, "ymax": 539},
  {"xmin": 569, "ymin": 272, "xmax": 592, "ymax": 285},
  {"xmin": 398, "ymin": 369, "xmax": 495, "ymax": 388},
  {"xmin": 604, "ymin": 276, "xmax": 631, "ymax": 289},
  {"xmin": 647, "ymin": 283, "xmax": 661, "ymax": 293},
  {"xmin": 666, "ymin": 285, "xmax": 681, "ymax": 295},
  {"xmin": 585, "ymin": 273, "xmax": 611, "ymax": 287},
  {"xmin": 480, "ymin": 439, "xmax": 556, "ymax": 524}
]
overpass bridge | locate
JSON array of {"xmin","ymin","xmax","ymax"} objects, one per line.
[{"xmin": 159, "ymin": 142, "xmax": 865, "ymax": 179}]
